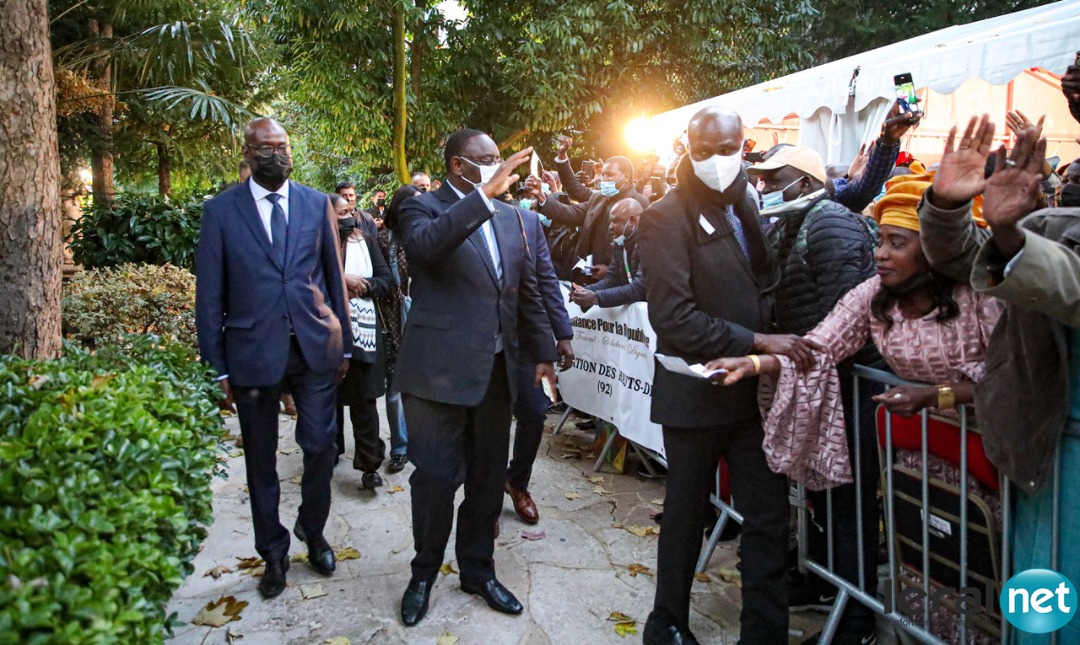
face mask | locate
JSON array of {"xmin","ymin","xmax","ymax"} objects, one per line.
[
  {"xmin": 250, "ymin": 154, "xmax": 292, "ymax": 186},
  {"xmin": 759, "ymin": 176, "xmax": 807, "ymax": 212},
  {"xmin": 337, "ymin": 216, "xmax": 358, "ymax": 240},
  {"xmin": 612, "ymin": 220, "xmax": 632, "ymax": 246},
  {"xmin": 519, "ymin": 199, "xmax": 533, "ymax": 210},
  {"xmin": 538, "ymin": 214, "xmax": 551, "ymax": 227},
  {"xmin": 461, "ymin": 157, "xmax": 500, "ymax": 187},
  {"xmin": 375, "ymin": 198, "xmax": 386, "ymax": 207},
  {"xmin": 690, "ymin": 150, "xmax": 743, "ymax": 192},
  {"xmin": 599, "ymin": 181, "xmax": 619, "ymax": 197}
]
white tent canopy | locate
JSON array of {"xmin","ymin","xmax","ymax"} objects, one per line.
[{"xmin": 651, "ymin": 0, "xmax": 1080, "ymax": 164}]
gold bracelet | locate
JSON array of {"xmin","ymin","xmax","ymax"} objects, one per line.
[
  {"xmin": 936, "ymin": 384, "xmax": 956, "ymax": 410},
  {"xmin": 747, "ymin": 354, "xmax": 761, "ymax": 374}
]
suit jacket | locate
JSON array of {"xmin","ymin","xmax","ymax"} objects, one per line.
[
  {"xmin": 519, "ymin": 208, "xmax": 573, "ymax": 344},
  {"xmin": 396, "ymin": 183, "xmax": 557, "ymax": 407},
  {"xmin": 196, "ymin": 179, "xmax": 352, "ymax": 387},
  {"xmin": 637, "ymin": 157, "xmax": 774, "ymax": 428},
  {"xmin": 590, "ymin": 230, "xmax": 646, "ymax": 308},
  {"xmin": 539, "ymin": 186, "xmax": 649, "ymax": 275}
]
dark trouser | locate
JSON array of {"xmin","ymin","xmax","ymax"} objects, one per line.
[
  {"xmin": 805, "ymin": 369, "xmax": 882, "ymax": 632},
  {"xmin": 404, "ymin": 353, "xmax": 512, "ymax": 585},
  {"xmin": 336, "ymin": 399, "xmax": 385, "ymax": 472},
  {"xmin": 652, "ymin": 420, "xmax": 790, "ymax": 644},
  {"xmin": 234, "ymin": 336, "xmax": 339, "ymax": 562},
  {"xmin": 507, "ymin": 356, "xmax": 550, "ymax": 492}
]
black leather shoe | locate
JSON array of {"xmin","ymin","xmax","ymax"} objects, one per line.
[
  {"xmin": 258, "ymin": 558, "xmax": 289, "ymax": 598},
  {"xmin": 401, "ymin": 577, "xmax": 435, "ymax": 626},
  {"xmin": 461, "ymin": 578, "xmax": 523, "ymax": 615},
  {"xmin": 293, "ymin": 522, "xmax": 335, "ymax": 575},
  {"xmin": 387, "ymin": 453, "xmax": 408, "ymax": 473},
  {"xmin": 643, "ymin": 612, "xmax": 701, "ymax": 645}
]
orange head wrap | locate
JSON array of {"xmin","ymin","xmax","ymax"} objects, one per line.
[{"xmin": 873, "ymin": 171, "xmax": 985, "ymax": 231}]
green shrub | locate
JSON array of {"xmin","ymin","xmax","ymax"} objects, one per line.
[
  {"xmin": 68, "ymin": 194, "xmax": 204, "ymax": 271},
  {"xmin": 62, "ymin": 263, "xmax": 197, "ymax": 353},
  {"xmin": 0, "ymin": 335, "xmax": 225, "ymax": 644}
]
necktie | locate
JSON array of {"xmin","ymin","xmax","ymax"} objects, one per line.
[
  {"xmin": 266, "ymin": 193, "xmax": 287, "ymax": 265},
  {"xmin": 481, "ymin": 220, "xmax": 502, "ymax": 282},
  {"xmin": 724, "ymin": 206, "xmax": 751, "ymax": 259}
]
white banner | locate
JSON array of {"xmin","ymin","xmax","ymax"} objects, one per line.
[{"xmin": 559, "ymin": 286, "xmax": 665, "ymax": 457}]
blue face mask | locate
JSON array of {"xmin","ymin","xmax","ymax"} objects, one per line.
[
  {"xmin": 612, "ymin": 220, "xmax": 632, "ymax": 246},
  {"xmin": 519, "ymin": 198, "xmax": 533, "ymax": 210},
  {"xmin": 538, "ymin": 214, "xmax": 551, "ymax": 227},
  {"xmin": 760, "ymin": 190, "xmax": 785, "ymax": 210},
  {"xmin": 599, "ymin": 181, "xmax": 619, "ymax": 197}
]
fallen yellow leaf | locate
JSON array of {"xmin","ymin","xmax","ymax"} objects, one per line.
[
  {"xmin": 290, "ymin": 475, "xmax": 302, "ymax": 484},
  {"xmin": 587, "ymin": 475, "xmax": 605, "ymax": 483},
  {"xmin": 607, "ymin": 611, "xmax": 633, "ymax": 622},
  {"xmin": 436, "ymin": 633, "xmax": 460, "ymax": 645},
  {"xmin": 324, "ymin": 638, "xmax": 350, "ymax": 645},
  {"xmin": 614, "ymin": 620, "xmax": 639, "ymax": 638},
  {"xmin": 593, "ymin": 485, "xmax": 611, "ymax": 495},
  {"xmin": 694, "ymin": 572, "xmax": 710, "ymax": 583},
  {"xmin": 649, "ymin": 498, "xmax": 664, "ymax": 506},
  {"xmin": 624, "ymin": 525, "xmax": 657, "ymax": 538},
  {"xmin": 439, "ymin": 562, "xmax": 457, "ymax": 576},
  {"xmin": 290, "ymin": 551, "xmax": 309, "ymax": 563},
  {"xmin": 627, "ymin": 563, "xmax": 654, "ymax": 577},
  {"xmin": 235, "ymin": 556, "xmax": 263, "ymax": 570},
  {"xmin": 715, "ymin": 566, "xmax": 742, "ymax": 586},
  {"xmin": 192, "ymin": 595, "xmax": 248, "ymax": 627},
  {"xmin": 301, "ymin": 584, "xmax": 328, "ymax": 599},
  {"xmin": 564, "ymin": 491, "xmax": 581, "ymax": 500},
  {"xmin": 336, "ymin": 546, "xmax": 361, "ymax": 561},
  {"xmin": 388, "ymin": 485, "xmax": 405, "ymax": 494}
]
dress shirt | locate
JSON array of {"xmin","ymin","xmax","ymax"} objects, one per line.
[
  {"xmin": 250, "ymin": 178, "xmax": 290, "ymax": 243},
  {"xmin": 448, "ymin": 180, "xmax": 504, "ymax": 353}
]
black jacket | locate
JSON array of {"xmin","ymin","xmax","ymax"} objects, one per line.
[
  {"xmin": 765, "ymin": 195, "xmax": 876, "ymax": 335},
  {"xmin": 590, "ymin": 230, "xmax": 646, "ymax": 308},
  {"xmin": 638, "ymin": 156, "xmax": 774, "ymax": 427}
]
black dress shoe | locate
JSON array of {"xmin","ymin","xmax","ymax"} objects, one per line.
[
  {"xmin": 387, "ymin": 453, "xmax": 408, "ymax": 473},
  {"xmin": 461, "ymin": 578, "xmax": 523, "ymax": 615},
  {"xmin": 258, "ymin": 558, "xmax": 289, "ymax": 598},
  {"xmin": 293, "ymin": 522, "xmax": 335, "ymax": 575},
  {"xmin": 643, "ymin": 612, "xmax": 701, "ymax": 645},
  {"xmin": 401, "ymin": 577, "xmax": 435, "ymax": 626}
]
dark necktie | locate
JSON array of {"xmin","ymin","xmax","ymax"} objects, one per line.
[
  {"xmin": 724, "ymin": 205, "xmax": 751, "ymax": 259},
  {"xmin": 266, "ymin": 193, "xmax": 287, "ymax": 265}
]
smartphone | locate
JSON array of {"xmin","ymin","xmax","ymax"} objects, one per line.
[
  {"xmin": 745, "ymin": 151, "xmax": 765, "ymax": 164},
  {"xmin": 894, "ymin": 73, "xmax": 921, "ymax": 115},
  {"xmin": 582, "ymin": 160, "xmax": 595, "ymax": 175},
  {"xmin": 530, "ymin": 152, "xmax": 541, "ymax": 179},
  {"xmin": 744, "ymin": 138, "xmax": 757, "ymax": 152},
  {"xmin": 650, "ymin": 176, "xmax": 663, "ymax": 195}
]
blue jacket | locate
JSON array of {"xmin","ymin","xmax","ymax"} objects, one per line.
[{"xmin": 195, "ymin": 179, "xmax": 352, "ymax": 387}]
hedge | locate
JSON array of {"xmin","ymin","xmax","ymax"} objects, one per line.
[{"xmin": 0, "ymin": 336, "xmax": 225, "ymax": 643}]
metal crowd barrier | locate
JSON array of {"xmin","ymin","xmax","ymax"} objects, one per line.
[{"xmin": 696, "ymin": 364, "xmax": 1065, "ymax": 645}]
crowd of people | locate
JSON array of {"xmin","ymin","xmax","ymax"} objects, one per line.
[{"xmin": 193, "ymin": 59, "xmax": 1080, "ymax": 645}]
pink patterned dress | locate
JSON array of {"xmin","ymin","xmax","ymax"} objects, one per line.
[{"xmin": 762, "ymin": 275, "xmax": 1004, "ymax": 490}]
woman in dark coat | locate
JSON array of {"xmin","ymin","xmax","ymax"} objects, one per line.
[{"xmin": 330, "ymin": 193, "xmax": 395, "ymax": 489}]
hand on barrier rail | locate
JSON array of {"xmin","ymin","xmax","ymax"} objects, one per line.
[{"xmin": 871, "ymin": 385, "xmax": 938, "ymax": 417}]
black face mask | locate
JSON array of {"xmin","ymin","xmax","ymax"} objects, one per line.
[
  {"xmin": 1060, "ymin": 184, "xmax": 1080, "ymax": 208},
  {"xmin": 375, "ymin": 198, "xmax": 386, "ymax": 207},
  {"xmin": 337, "ymin": 216, "xmax": 358, "ymax": 240},
  {"xmin": 250, "ymin": 154, "xmax": 292, "ymax": 186}
]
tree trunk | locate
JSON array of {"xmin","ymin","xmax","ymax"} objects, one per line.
[
  {"xmin": 0, "ymin": 0, "xmax": 63, "ymax": 359},
  {"xmin": 89, "ymin": 19, "xmax": 114, "ymax": 205},
  {"xmin": 156, "ymin": 142, "xmax": 171, "ymax": 197},
  {"xmin": 410, "ymin": 0, "xmax": 427, "ymax": 100},
  {"xmin": 392, "ymin": 1, "xmax": 410, "ymax": 184}
]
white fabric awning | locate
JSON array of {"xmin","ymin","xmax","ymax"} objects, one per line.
[{"xmin": 652, "ymin": 0, "xmax": 1080, "ymax": 137}]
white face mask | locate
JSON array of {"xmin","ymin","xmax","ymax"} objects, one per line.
[
  {"xmin": 461, "ymin": 157, "xmax": 500, "ymax": 187},
  {"xmin": 690, "ymin": 150, "xmax": 743, "ymax": 192}
]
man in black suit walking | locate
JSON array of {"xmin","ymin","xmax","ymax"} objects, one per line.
[
  {"xmin": 195, "ymin": 118, "xmax": 350, "ymax": 598},
  {"xmin": 395, "ymin": 129, "xmax": 558, "ymax": 626},
  {"xmin": 636, "ymin": 107, "xmax": 819, "ymax": 644}
]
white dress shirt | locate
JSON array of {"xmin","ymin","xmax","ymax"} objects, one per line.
[
  {"xmin": 249, "ymin": 179, "xmax": 290, "ymax": 243},
  {"xmin": 448, "ymin": 180, "xmax": 504, "ymax": 353}
]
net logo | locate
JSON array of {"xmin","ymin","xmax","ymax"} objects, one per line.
[{"xmin": 1000, "ymin": 569, "xmax": 1077, "ymax": 633}]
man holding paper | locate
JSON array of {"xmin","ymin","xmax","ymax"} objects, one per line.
[
  {"xmin": 394, "ymin": 129, "xmax": 558, "ymax": 626},
  {"xmin": 637, "ymin": 106, "xmax": 820, "ymax": 645}
]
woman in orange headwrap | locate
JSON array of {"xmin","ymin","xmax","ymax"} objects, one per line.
[{"xmin": 706, "ymin": 172, "xmax": 1003, "ymax": 642}]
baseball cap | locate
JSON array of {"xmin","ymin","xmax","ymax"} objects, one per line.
[{"xmin": 747, "ymin": 146, "xmax": 827, "ymax": 184}]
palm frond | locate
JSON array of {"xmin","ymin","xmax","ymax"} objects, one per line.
[{"xmin": 139, "ymin": 85, "xmax": 260, "ymax": 129}]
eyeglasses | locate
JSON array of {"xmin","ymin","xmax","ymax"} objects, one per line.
[
  {"xmin": 247, "ymin": 144, "xmax": 292, "ymax": 158},
  {"xmin": 461, "ymin": 156, "xmax": 503, "ymax": 166}
]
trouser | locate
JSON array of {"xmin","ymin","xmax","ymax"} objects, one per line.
[
  {"xmin": 652, "ymin": 419, "xmax": 790, "ymax": 644},
  {"xmin": 507, "ymin": 355, "xmax": 550, "ymax": 492},
  {"xmin": 336, "ymin": 399, "xmax": 385, "ymax": 472},
  {"xmin": 386, "ymin": 390, "xmax": 408, "ymax": 456},
  {"xmin": 405, "ymin": 353, "xmax": 512, "ymax": 585},
  {"xmin": 234, "ymin": 336, "xmax": 338, "ymax": 562},
  {"xmin": 805, "ymin": 370, "xmax": 882, "ymax": 633}
]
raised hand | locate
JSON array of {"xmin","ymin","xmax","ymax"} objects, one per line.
[
  {"xmin": 848, "ymin": 143, "xmax": 870, "ymax": 182},
  {"xmin": 930, "ymin": 114, "xmax": 996, "ymax": 208},
  {"xmin": 983, "ymin": 125, "xmax": 1047, "ymax": 256},
  {"xmin": 556, "ymin": 135, "xmax": 572, "ymax": 159},
  {"xmin": 523, "ymin": 174, "xmax": 545, "ymax": 203},
  {"xmin": 880, "ymin": 101, "xmax": 921, "ymax": 144},
  {"xmin": 482, "ymin": 147, "xmax": 533, "ymax": 199}
]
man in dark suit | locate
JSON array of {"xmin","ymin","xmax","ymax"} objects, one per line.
[
  {"xmin": 395, "ymin": 129, "xmax": 558, "ymax": 626},
  {"xmin": 505, "ymin": 206, "xmax": 574, "ymax": 525},
  {"xmin": 636, "ymin": 107, "xmax": 818, "ymax": 644},
  {"xmin": 195, "ymin": 118, "xmax": 351, "ymax": 599}
]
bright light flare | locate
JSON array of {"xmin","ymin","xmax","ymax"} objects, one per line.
[{"xmin": 624, "ymin": 117, "xmax": 659, "ymax": 153}]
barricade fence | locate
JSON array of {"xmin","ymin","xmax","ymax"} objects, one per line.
[{"xmin": 698, "ymin": 364, "xmax": 1064, "ymax": 645}]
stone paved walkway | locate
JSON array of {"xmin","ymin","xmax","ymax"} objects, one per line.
[{"xmin": 166, "ymin": 405, "xmax": 826, "ymax": 644}]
